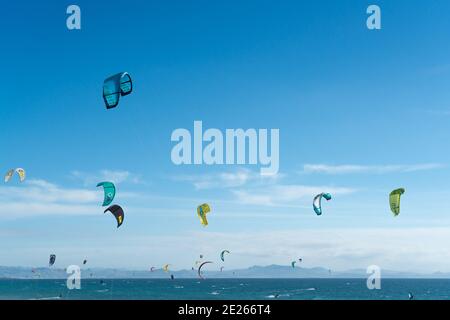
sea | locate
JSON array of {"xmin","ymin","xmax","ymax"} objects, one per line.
[{"xmin": 0, "ymin": 278, "xmax": 449, "ymax": 300}]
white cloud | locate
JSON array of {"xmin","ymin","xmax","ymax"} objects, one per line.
[
  {"xmin": 171, "ymin": 228, "xmax": 450, "ymax": 272},
  {"xmin": 0, "ymin": 179, "xmax": 105, "ymax": 218},
  {"xmin": 302, "ymin": 163, "xmax": 445, "ymax": 175},
  {"xmin": 70, "ymin": 170, "xmax": 142, "ymax": 186},
  {"xmin": 233, "ymin": 185, "xmax": 356, "ymax": 206},
  {"xmin": 0, "ymin": 179, "xmax": 99, "ymax": 204},
  {"xmin": 175, "ymin": 168, "xmax": 281, "ymax": 190},
  {"xmin": 424, "ymin": 63, "xmax": 450, "ymax": 76},
  {"xmin": 1, "ymin": 202, "xmax": 98, "ymax": 218},
  {"xmin": 8, "ymin": 228, "xmax": 450, "ymax": 273}
]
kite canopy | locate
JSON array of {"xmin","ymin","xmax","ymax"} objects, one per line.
[
  {"xmin": 4, "ymin": 168, "xmax": 26, "ymax": 183},
  {"xmin": 102, "ymin": 72, "xmax": 133, "ymax": 109},
  {"xmin": 150, "ymin": 267, "xmax": 156, "ymax": 272},
  {"xmin": 104, "ymin": 205, "xmax": 124, "ymax": 228},
  {"xmin": 220, "ymin": 250, "xmax": 230, "ymax": 262},
  {"xmin": 389, "ymin": 188, "xmax": 405, "ymax": 216},
  {"xmin": 97, "ymin": 182, "xmax": 116, "ymax": 206},
  {"xmin": 163, "ymin": 264, "xmax": 170, "ymax": 272},
  {"xmin": 49, "ymin": 254, "xmax": 56, "ymax": 267},
  {"xmin": 83, "ymin": 260, "xmax": 87, "ymax": 265},
  {"xmin": 4, "ymin": 169, "xmax": 14, "ymax": 183},
  {"xmin": 197, "ymin": 203, "xmax": 211, "ymax": 226},
  {"xmin": 313, "ymin": 193, "xmax": 332, "ymax": 216},
  {"xmin": 198, "ymin": 261, "xmax": 213, "ymax": 279}
]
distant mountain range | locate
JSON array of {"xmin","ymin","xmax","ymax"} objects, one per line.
[{"xmin": 1, "ymin": 265, "xmax": 450, "ymax": 279}]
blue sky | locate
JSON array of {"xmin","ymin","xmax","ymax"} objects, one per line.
[{"xmin": 2, "ymin": 0, "xmax": 450, "ymax": 273}]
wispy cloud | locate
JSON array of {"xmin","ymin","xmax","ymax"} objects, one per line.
[
  {"xmin": 233, "ymin": 185, "xmax": 356, "ymax": 206},
  {"xmin": 174, "ymin": 168, "xmax": 282, "ymax": 190},
  {"xmin": 174, "ymin": 169, "xmax": 354, "ymax": 207},
  {"xmin": 424, "ymin": 109, "xmax": 450, "ymax": 116},
  {"xmin": 301, "ymin": 163, "xmax": 445, "ymax": 175},
  {"xmin": 423, "ymin": 63, "xmax": 450, "ymax": 76},
  {"xmin": 70, "ymin": 170, "xmax": 142, "ymax": 186},
  {"xmin": 180, "ymin": 228, "xmax": 450, "ymax": 272},
  {"xmin": 0, "ymin": 179, "xmax": 101, "ymax": 218},
  {"xmin": 0, "ymin": 179, "xmax": 99, "ymax": 204},
  {"xmin": 10, "ymin": 228, "xmax": 450, "ymax": 272}
]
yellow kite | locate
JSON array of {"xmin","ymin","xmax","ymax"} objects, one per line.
[{"xmin": 197, "ymin": 203, "xmax": 211, "ymax": 226}]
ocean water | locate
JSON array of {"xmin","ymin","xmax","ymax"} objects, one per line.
[
  {"xmin": 0, "ymin": 279, "xmax": 450, "ymax": 300},
  {"xmin": 0, "ymin": 278, "xmax": 449, "ymax": 300}
]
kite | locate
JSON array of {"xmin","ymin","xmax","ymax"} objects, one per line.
[
  {"xmin": 49, "ymin": 254, "xmax": 56, "ymax": 267},
  {"xmin": 291, "ymin": 261, "xmax": 296, "ymax": 268},
  {"xmin": 313, "ymin": 193, "xmax": 332, "ymax": 215},
  {"xmin": 97, "ymin": 182, "xmax": 116, "ymax": 207},
  {"xmin": 104, "ymin": 205, "xmax": 124, "ymax": 228},
  {"xmin": 197, "ymin": 203, "xmax": 211, "ymax": 226},
  {"xmin": 102, "ymin": 72, "xmax": 133, "ymax": 109},
  {"xmin": 198, "ymin": 261, "xmax": 213, "ymax": 279},
  {"xmin": 4, "ymin": 168, "xmax": 26, "ymax": 183},
  {"xmin": 220, "ymin": 250, "xmax": 230, "ymax": 262},
  {"xmin": 4, "ymin": 170, "xmax": 13, "ymax": 183},
  {"xmin": 389, "ymin": 188, "xmax": 405, "ymax": 216},
  {"xmin": 163, "ymin": 264, "xmax": 170, "ymax": 272}
]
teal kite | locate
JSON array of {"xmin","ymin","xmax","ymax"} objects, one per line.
[
  {"xmin": 103, "ymin": 72, "xmax": 133, "ymax": 109},
  {"xmin": 220, "ymin": 250, "xmax": 230, "ymax": 262},
  {"xmin": 313, "ymin": 193, "xmax": 332, "ymax": 216},
  {"xmin": 97, "ymin": 182, "xmax": 116, "ymax": 206}
]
